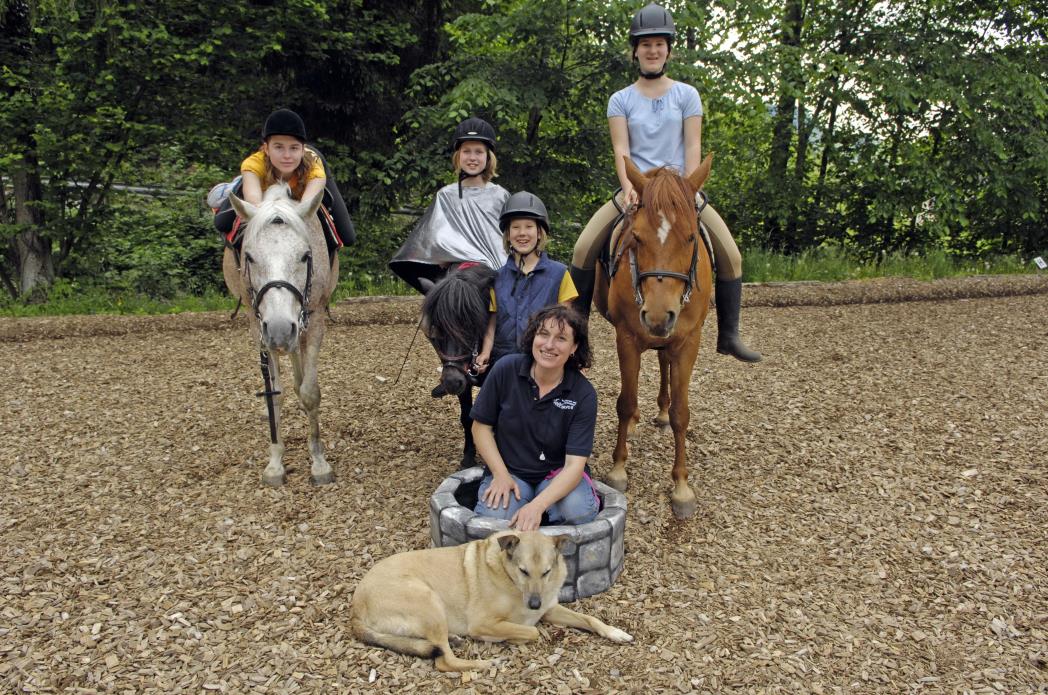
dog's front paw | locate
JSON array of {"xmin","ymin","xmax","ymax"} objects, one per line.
[{"xmin": 606, "ymin": 627, "xmax": 634, "ymax": 643}]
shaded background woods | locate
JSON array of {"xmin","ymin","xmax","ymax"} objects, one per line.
[{"xmin": 1, "ymin": 0, "xmax": 1045, "ymax": 301}]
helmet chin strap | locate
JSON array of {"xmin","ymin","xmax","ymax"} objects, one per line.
[
  {"xmin": 639, "ymin": 66, "xmax": 666, "ymax": 79},
  {"xmin": 457, "ymin": 150, "xmax": 488, "ymax": 198}
]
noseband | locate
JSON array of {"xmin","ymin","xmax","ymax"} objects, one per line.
[
  {"xmin": 431, "ymin": 342, "xmax": 482, "ymax": 381},
  {"xmin": 247, "ymin": 251, "xmax": 315, "ymax": 331}
]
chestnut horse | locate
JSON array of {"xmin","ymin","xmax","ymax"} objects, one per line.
[{"xmin": 594, "ymin": 155, "xmax": 714, "ymax": 518}]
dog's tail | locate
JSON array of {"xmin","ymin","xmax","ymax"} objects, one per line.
[{"xmin": 351, "ymin": 616, "xmax": 443, "ymax": 659}]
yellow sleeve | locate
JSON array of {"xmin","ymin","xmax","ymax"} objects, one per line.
[
  {"xmin": 305, "ymin": 148, "xmax": 326, "ymax": 181},
  {"xmin": 489, "ymin": 288, "xmax": 497, "ymax": 312},
  {"xmin": 558, "ymin": 270, "xmax": 579, "ymax": 303},
  {"xmin": 240, "ymin": 150, "xmax": 266, "ymax": 178}
]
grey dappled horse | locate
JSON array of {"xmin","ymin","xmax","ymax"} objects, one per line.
[{"xmin": 223, "ymin": 184, "xmax": 339, "ymax": 486}]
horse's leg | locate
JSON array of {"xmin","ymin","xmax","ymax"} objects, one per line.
[
  {"xmin": 261, "ymin": 351, "xmax": 286, "ymax": 487},
  {"xmin": 292, "ymin": 326, "xmax": 334, "ymax": 485},
  {"xmin": 654, "ymin": 349, "xmax": 671, "ymax": 429},
  {"xmin": 667, "ymin": 336, "xmax": 702, "ymax": 519},
  {"xmin": 607, "ymin": 333, "xmax": 642, "ymax": 492},
  {"xmin": 459, "ymin": 389, "xmax": 476, "ymax": 469}
]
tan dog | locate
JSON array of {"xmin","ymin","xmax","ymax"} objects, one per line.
[{"xmin": 350, "ymin": 531, "xmax": 633, "ymax": 672}]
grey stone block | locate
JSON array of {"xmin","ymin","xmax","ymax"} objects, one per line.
[
  {"xmin": 576, "ymin": 568, "xmax": 611, "ymax": 599},
  {"xmin": 559, "ymin": 585, "xmax": 577, "ymax": 604},
  {"xmin": 431, "ymin": 491, "xmax": 458, "ymax": 511},
  {"xmin": 439, "ymin": 506, "xmax": 472, "ymax": 543},
  {"xmin": 610, "ymin": 527, "xmax": 624, "ymax": 569},
  {"xmin": 451, "ymin": 466, "xmax": 485, "ymax": 483},
  {"xmin": 563, "ymin": 552, "xmax": 578, "ymax": 583},
  {"xmin": 435, "ymin": 478, "xmax": 459, "ymax": 494},
  {"xmin": 466, "ymin": 515, "xmax": 510, "ymax": 539},
  {"xmin": 596, "ymin": 482, "xmax": 627, "ymax": 511},
  {"xmin": 610, "ymin": 560, "xmax": 624, "ymax": 584},
  {"xmin": 579, "ymin": 535, "xmax": 612, "ymax": 573},
  {"xmin": 572, "ymin": 518, "xmax": 611, "ymax": 544}
]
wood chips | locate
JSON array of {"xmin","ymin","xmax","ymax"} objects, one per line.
[{"xmin": 1, "ymin": 274, "xmax": 1046, "ymax": 693}]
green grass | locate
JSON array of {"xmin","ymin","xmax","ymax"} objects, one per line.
[
  {"xmin": 742, "ymin": 246, "xmax": 1031, "ymax": 283},
  {"xmin": 0, "ymin": 248, "xmax": 1038, "ymax": 317}
]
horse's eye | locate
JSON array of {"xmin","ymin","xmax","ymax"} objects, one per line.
[
  {"xmin": 300, "ymin": 252, "xmax": 311, "ymax": 263},
  {"xmin": 272, "ymin": 216, "xmax": 284, "ymax": 225},
  {"xmin": 244, "ymin": 253, "xmax": 255, "ymax": 264}
]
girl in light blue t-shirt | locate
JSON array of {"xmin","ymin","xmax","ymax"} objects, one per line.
[{"xmin": 569, "ymin": 2, "xmax": 761, "ymax": 364}]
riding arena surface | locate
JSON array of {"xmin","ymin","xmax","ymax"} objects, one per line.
[{"xmin": 2, "ymin": 274, "xmax": 1046, "ymax": 693}]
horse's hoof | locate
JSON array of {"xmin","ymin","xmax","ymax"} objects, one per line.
[
  {"xmin": 311, "ymin": 471, "xmax": 335, "ymax": 486},
  {"xmin": 671, "ymin": 497, "xmax": 697, "ymax": 519},
  {"xmin": 653, "ymin": 416, "xmax": 671, "ymax": 430},
  {"xmin": 262, "ymin": 473, "xmax": 285, "ymax": 487},
  {"xmin": 605, "ymin": 473, "xmax": 628, "ymax": 493}
]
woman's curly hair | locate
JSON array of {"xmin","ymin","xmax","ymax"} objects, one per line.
[{"xmin": 521, "ymin": 304, "xmax": 592, "ymax": 371}]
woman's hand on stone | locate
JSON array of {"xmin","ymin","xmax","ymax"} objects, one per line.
[
  {"xmin": 511, "ymin": 501, "xmax": 546, "ymax": 532},
  {"xmin": 483, "ymin": 474, "xmax": 520, "ymax": 510}
]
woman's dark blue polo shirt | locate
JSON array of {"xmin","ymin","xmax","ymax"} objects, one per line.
[{"xmin": 470, "ymin": 353, "xmax": 597, "ymax": 487}]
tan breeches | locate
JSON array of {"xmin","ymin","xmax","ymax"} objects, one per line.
[{"xmin": 571, "ymin": 194, "xmax": 742, "ymax": 280}]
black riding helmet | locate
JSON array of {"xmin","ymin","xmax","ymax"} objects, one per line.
[
  {"xmin": 499, "ymin": 191, "xmax": 550, "ymax": 234},
  {"xmin": 452, "ymin": 117, "xmax": 497, "ymax": 153},
  {"xmin": 263, "ymin": 109, "xmax": 307, "ymax": 142},
  {"xmin": 630, "ymin": 2, "xmax": 676, "ymax": 47}
]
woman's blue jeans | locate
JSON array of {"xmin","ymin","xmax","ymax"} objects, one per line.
[{"xmin": 474, "ymin": 471, "xmax": 599, "ymax": 525}]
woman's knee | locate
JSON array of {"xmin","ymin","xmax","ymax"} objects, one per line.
[{"xmin": 546, "ymin": 479, "xmax": 599, "ymax": 525}]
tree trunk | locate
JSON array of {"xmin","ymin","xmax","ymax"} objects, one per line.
[
  {"xmin": 765, "ymin": 0, "xmax": 805, "ymax": 251},
  {"xmin": 11, "ymin": 159, "xmax": 54, "ymax": 298}
]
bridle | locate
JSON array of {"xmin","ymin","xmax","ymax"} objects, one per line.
[
  {"xmin": 431, "ymin": 340, "xmax": 482, "ymax": 382},
  {"xmin": 246, "ymin": 249, "xmax": 314, "ymax": 332},
  {"xmin": 609, "ymin": 191, "xmax": 710, "ymax": 307}
]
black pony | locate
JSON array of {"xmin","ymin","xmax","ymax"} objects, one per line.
[{"xmin": 420, "ymin": 263, "xmax": 497, "ymax": 468}]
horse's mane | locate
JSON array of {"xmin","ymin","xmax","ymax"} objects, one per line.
[
  {"xmin": 421, "ymin": 265, "xmax": 496, "ymax": 350},
  {"xmin": 627, "ymin": 168, "xmax": 698, "ymax": 246},
  {"xmin": 244, "ymin": 183, "xmax": 311, "ymax": 244}
]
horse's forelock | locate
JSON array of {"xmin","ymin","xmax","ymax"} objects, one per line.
[
  {"xmin": 639, "ymin": 168, "xmax": 698, "ymax": 244},
  {"xmin": 422, "ymin": 271, "xmax": 491, "ymax": 351},
  {"xmin": 243, "ymin": 193, "xmax": 311, "ymax": 248}
]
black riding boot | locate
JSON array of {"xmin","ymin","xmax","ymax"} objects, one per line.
[
  {"xmin": 715, "ymin": 277, "xmax": 762, "ymax": 362},
  {"xmin": 569, "ymin": 265, "xmax": 595, "ymax": 320}
]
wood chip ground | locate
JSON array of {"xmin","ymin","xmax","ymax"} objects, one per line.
[{"xmin": 1, "ymin": 275, "xmax": 1046, "ymax": 693}]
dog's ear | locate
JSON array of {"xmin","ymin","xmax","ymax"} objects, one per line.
[
  {"xmin": 497, "ymin": 534, "xmax": 520, "ymax": 557},
  {"xmin": 550, "ymin": 534, "xmax": 573, "ymax": 552}
]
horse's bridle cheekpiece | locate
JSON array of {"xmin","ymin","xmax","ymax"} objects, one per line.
[
  {"xmin": 247, "ymin": 251, "xmax": 315, "ymax": 332},
  {"xmin": 610, "ymin": 191, "xmax": 712, "ymax": 308}
]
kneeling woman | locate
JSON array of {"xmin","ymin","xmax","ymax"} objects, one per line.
[{"xmin": 471, "ymin": 304, "xmax": 598, "ymax": 531}]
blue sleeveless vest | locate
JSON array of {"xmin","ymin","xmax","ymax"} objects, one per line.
[{"xmin": 493, "ymin": 252, "xmax": 567, "ymax": 358}]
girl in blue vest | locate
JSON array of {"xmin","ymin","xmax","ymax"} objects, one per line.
[{"xmin": 473, "ymin": 192, "xmax": 579, "ymax": 373}]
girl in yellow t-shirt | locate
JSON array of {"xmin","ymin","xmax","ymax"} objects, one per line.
[{"xmin": 213, "ymin": 109, "xmax": 354, "ymax": 249}]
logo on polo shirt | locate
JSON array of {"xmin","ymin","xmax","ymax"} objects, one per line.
[{"xmin": 553, "ymin": 398, "xmax": 577, "ymax": 410}]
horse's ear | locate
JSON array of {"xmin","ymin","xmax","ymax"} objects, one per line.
[
  {"xmin": 296, "ymin": 189, "xmax": 325, "ymax": 222},
  {"xmin": 687, "ymin": 153, "xmax": 713, "ymax": 192},
  {"xmin": 623, "ymin": 156, "xmax": 648, "ymax": 197},
  {"xmin": 229, "ymin": 194, "xmax": 257, "ymax": 221},
  {"xmin": 418, "ymin": 277, "xmax": 436, "ymax": 295}
]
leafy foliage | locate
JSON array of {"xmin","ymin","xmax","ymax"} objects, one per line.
[{"xmin": 0, "ymin": 0, "xmax": 1045, "ymax": 302}]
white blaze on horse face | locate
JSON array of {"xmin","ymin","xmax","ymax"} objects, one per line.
[{"xmin": 657, "ymin": 212, "xmax": 672, "ymax": 246}]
